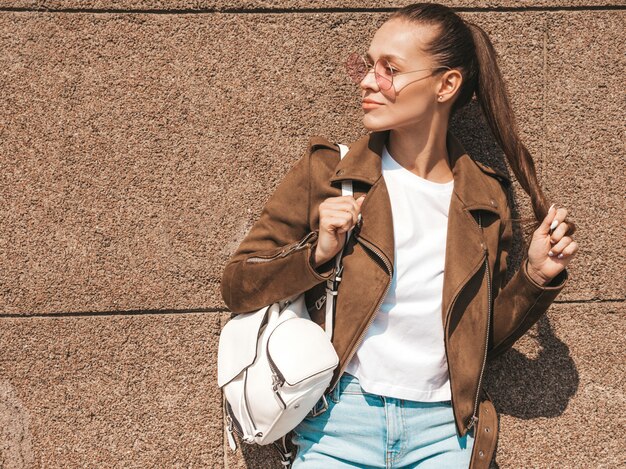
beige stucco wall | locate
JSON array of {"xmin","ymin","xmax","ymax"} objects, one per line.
[{"xmin": 1, "ymin": 1, "xmax": 624, "ymax": 467}]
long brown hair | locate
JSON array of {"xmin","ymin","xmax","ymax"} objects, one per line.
[{"xmin": 388, "ymin": 3, "xmax": 576, "ymax": 250}]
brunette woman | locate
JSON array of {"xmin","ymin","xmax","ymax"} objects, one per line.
[{"xmin": 221, "ymin": 3, "xmax": 578, "ymax": 468}]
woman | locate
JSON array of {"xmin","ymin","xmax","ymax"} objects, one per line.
[{"xmin": 220, "ymin": 3, "xmax": 579, "ymax": 468}]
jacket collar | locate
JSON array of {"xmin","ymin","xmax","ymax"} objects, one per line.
[
  {"xmin": 328, "ymin": 129, "xmax": 506, "ymax": 213},
  {"xmin": 327, "ymin": 128, "xmax": 508, "ymax": 327}
]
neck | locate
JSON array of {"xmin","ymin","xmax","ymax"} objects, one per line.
[{"xmin": 386, "ymin": 126, "xmax": 453, "ymax": 183}]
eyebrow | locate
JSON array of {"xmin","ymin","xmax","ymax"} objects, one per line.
[{"xmin": 365, "ymin": 51, "xmax": 406, "ymax": 63}]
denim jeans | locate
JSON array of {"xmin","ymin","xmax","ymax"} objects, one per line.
[{"xmin": 290, "ymin": 372, "xmax": 475, "ymax": 468}]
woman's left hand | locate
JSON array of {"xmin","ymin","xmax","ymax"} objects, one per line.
[{"xmin": 526, "ymin": 204, "xmax": 579, "ymax": 286}]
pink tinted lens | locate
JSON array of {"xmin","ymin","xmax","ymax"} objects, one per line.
[
  {"xmin": 345, "ymin": 52, "xmax": 368, "ymax": 83},
  {"xmin": 374, "ymin": 59, "xmax": 393, "ymax": 91}
]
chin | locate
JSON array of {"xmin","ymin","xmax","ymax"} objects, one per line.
[{"xmin": 362, "ymin": 116, "xmax": 392, "ymax": 132}]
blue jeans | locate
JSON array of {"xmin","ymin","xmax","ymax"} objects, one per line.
[{"xmin": 291, "ymin": 372, "xmax": 475, "ymax": 468}]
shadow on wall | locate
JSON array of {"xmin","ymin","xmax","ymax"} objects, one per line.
[
  {"xmin": 0, "ymin": 380, "xmax": 34, "ymax": 468},
  {"xmin": 483, "ymin": 313, "xmax": 578, "ymax": 469},
  {"xmin": 485, "ymin": 315, "xmax": 579, "ymax": 420}
]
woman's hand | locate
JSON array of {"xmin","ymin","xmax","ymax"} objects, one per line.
[
  {"xmin": 526, "ymin": 204, "xmax": 579, "ymax": 285},
  {"xmin": 313, "ymin": 194, "xmax": 366, "ymax": 268}
]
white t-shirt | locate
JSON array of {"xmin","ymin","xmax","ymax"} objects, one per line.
[{"xmin": 344, "ymin": 143, "xmax": 454, "ymax": 402}]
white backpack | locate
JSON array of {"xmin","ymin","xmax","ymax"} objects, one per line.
[{"xmin": 217, "ymin": 143, "xmax": 354, "ymax": 466}]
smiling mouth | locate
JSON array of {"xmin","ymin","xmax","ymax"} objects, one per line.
[{"xmin": 362, "ymin": 101, "xmax": 384, "ymax": 108}]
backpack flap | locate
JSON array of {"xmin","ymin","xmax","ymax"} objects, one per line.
[{"xmin": 217, "ymin": 305, "xmax": 271, "ymax": 388}]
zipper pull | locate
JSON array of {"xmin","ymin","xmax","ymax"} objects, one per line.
[
  {"xmin": 280, "ymin": 231, "xmax": 319, "ymax": 258},
  {"xmin": 226, "ymin": 419, "xmax": 237, "ymax": 451},
  {"xmin": 272, "ymin": 372, "xmax": 284, "ymax": 391},
  {"xmin": 478, "ymin": 213, "xmax": 489, "ymax": 256},
  {"xmin": 315, "ymin": 294, "xmax": 327, "ymax": 310},
  {"xmin": 466, "ymin": 414, "xmax": 479, "ymax": 431},
  {"xmin": 354, "ymin": 213, "xmax": 363, "ymax": 237}
]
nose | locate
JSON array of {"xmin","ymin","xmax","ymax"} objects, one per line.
[{"xmin": 359, "ymin": 69, "xmax": 379, "ymax": 93}]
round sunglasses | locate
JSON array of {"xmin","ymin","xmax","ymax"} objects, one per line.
[{"xmin": 345, "ymin": 52, "xmax": 451, "ymax": 95}]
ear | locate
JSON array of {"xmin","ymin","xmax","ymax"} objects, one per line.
[{"xmin": 435, "ymin": 69, "xmax": 463, "ymax": 102}]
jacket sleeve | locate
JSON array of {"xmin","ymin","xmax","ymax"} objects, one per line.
[
  {"xmin": 487, "ymin": 197, "xmax": 569, "ymax": 360},
  {"xmin": 220, "ymin": 140, "xmax": 337, "ymax": 314}
]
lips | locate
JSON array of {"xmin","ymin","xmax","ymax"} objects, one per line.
[{"xmin": 362, "ymin": 99, "xmax": 384, "ymax": 104}]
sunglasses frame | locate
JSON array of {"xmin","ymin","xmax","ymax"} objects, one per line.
[{"xmin": 345, "ymin": 52, "xmax": 452, "ymax": 94}]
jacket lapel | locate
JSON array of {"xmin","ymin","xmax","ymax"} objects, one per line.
[{"xmin": 329, "ymin": 129, "xmax": 505, "ymax": 328}]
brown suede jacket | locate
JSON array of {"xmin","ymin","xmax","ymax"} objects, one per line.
[{"xmin": 220, "ymin": 129, "xmax": 568, "ymax": 466}]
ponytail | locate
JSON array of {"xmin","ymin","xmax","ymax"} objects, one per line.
[
  {"xmin": 466, "ymin": 21, "xmax": 576, "ymax": 249},
  {"xmin": 388, "ymin": 3, "xmax": 576, "ymax": 251}
]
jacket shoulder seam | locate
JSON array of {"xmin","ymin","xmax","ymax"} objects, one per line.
[
  {"xmin": 308, "ymin": 135, "xmax": 339, "ymax": 153},
  {"xmin": 308, "ymin": 134, "xmax": 342, "ymax": 174},
  {"xmin": 306, "ymin": 136, "xmax": 339, "ymax": 232},
  {"xmin": 474, "ymin": 160, "xmax": 511, "ymax": 185}
]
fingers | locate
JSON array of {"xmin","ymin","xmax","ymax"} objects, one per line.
[
  {"xmin": 322, "ymin": 195, "xmax": 361, "ymax": 213},
  {"xmin": 548, "ymin": 236, "xmax": 578, "ymax": 259},
  {"xmin": 556, "ymin": 240, "xmax": 579, "ymax": 259},
  {"xmin": 538, "ymin": 203, "xmax": 557, "ymax": 235},
  {"xmin": 320, "ymin": 196, "xmax": 365, "ymax": 234},
  {"xmin": 320, "ymin": 196, "xmax": 364, "ymax": 226},
  {"xmin": 539, "ymin": 204, "xmax": 568, "ymax": 237},
  {"xmin": 549, "ymin": 219, "xmax": 569, "ymax": 244},
  {"xmin": 322, "ymin": 215, "xmax": 354, "ymax": 234},
  {"xmin": 550, "ymin": 207, "xmax": 568, "ymax": 234},
  {"xmin": 326, "ymin": 211, "xmax": 356, "ymax": 233},
  {"xmin": 546, "ymin": 206, "xmax": 574, "ymax": 252}
]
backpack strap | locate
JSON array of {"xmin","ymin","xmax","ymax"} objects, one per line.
[{"xmin": 323, "ymin": 143, "xmax": 352, "ymax": 341}]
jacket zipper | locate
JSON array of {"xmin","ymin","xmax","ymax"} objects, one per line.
[
  {"xmin": 327, "ymin": 224, "xmax": 393, "ymax": 394},
  {"xmin": 440, "ymin": 211, "xmax": 490, "ymax": 435},
  {"xmin": 246, "ymin": 231, "xmax": 318, "ymax": 263},
  {"xmin": 466, "ymin": 212, "xmax": 492, "ymax": 432},
  {"xmin": 443, "ymin": 246, "xmax": 486, "ymax": 435}
]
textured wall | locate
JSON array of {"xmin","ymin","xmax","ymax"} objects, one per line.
[{"xmin": 1, "ymin": 1, "xmax": 624, "ymax": 467}]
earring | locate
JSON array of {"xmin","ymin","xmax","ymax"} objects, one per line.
[{"xmin": 438, "ymin": 95, "xmax": 444, "ymax": 101}]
